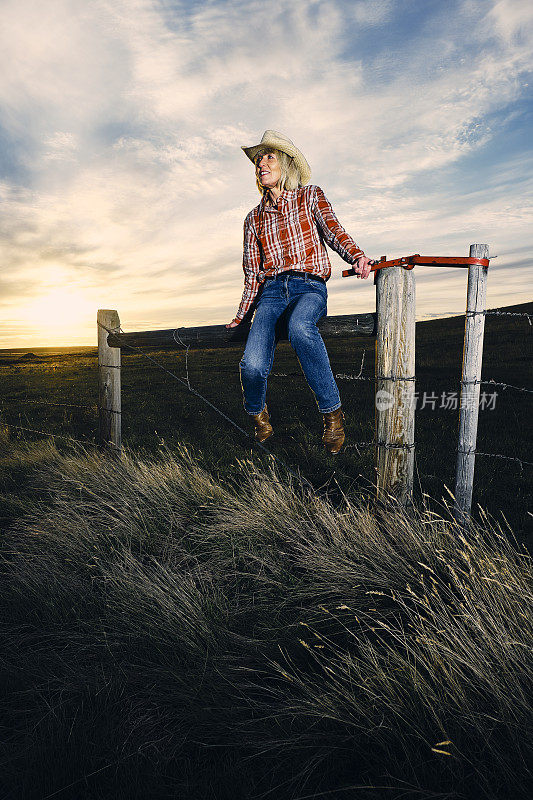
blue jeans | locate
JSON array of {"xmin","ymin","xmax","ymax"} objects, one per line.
[{"xmin": 239, "ymin": 272, "xmax": 342, "ymax": 415}]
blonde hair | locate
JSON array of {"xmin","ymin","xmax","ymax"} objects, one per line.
[{"xmin": 254, "ymin": 147, "xmax": 303, "ymax": 196}]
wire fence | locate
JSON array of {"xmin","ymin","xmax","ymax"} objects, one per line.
[
  {"xmin": 2, "ymin": 399, "xmax": 97, "ymax": 409},
  {"xmin": 1, "ymin": 308, "xmax": 531, "ymax": 493},
  {"xmin": 0, "ymin": 423, "xmax": 96, "ymax": 449}
]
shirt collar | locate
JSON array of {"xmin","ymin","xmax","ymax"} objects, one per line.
[{"xmin": 264, "ymin": 188, "xmax": 295, "ymax": 208}]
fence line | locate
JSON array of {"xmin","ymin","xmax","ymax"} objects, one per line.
[
  {"xmin": 4, "ymin": 370, "xmax": 530, "ymax": 472},
  {"xmin": 3, "ymin": 346, "xmax": 529, "ymax": 461},
  {"xmin": 1, "ymin": 247, "xmax": 531, "ymax": 523},
  {"xmin": 97, "ymin": 247, "xmax": 529, "ymax": 525}
]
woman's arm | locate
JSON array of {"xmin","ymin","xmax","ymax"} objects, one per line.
[
  {"xmin": 313, "ymin": 186, "xmax": 373, "ymax": 278},
  {"xmin": 312, "ymin": 186, "xmax": 366, "ymax": 264}
]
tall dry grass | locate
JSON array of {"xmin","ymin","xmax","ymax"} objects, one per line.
[{"xmin": 0, "ymin": 435, "xmax": 532, "ymax": 799}]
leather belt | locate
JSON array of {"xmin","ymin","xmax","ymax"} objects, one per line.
[{"xmin": 264, "ymin": 270, "xmax": 326, "ymax": 284}]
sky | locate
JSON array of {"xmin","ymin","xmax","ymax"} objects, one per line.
[{"xmin": 0, "ymin": 0, "xmax": 532, "ymax": 348}]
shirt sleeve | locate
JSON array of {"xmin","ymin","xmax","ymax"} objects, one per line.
[
  {"xmin": 312, "ymin": 185, "xmax": 365, "ymax": 265},
  {"xmin": 235, "ymin": 212, "xmax": 262, "ymax": 320}
]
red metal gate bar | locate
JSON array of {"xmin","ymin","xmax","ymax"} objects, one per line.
[{"xmin": 342, "ymin": 254, "xmax": 490, "ymax": 278}]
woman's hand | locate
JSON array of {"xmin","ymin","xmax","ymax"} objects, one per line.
[
  {"xmin": 226, "ymin": 318, "xmax": 241, "ymax": 329},
  {"xmin": 353, "ymin": 255, "xmax": 375, "ymax": 279}
]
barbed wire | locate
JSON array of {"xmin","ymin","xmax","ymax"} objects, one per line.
[
  {"xmin": 479, "ymin": 378, "xmax": 533, "ymax": 394},
  {"xmin": 457, "ymin": 447, "xmax": 533, "ymax": 474},
  {"xmin": 1, "ymin": 421, "xmax": 97, "ymax": 449},
  {"xmin": 474, "ymin": 310, "xmax": 532, "ymax": 325},
  {"xmin": 271, "ymin": 372, "xmax": 533, "ymax": 395},
  {"xmin": 2, "ymin": 398, "xmax": 97, "ymax": 409},
  {"xmin": 271, "ymin": 372, "xmax": 408, "ymax": 381}
]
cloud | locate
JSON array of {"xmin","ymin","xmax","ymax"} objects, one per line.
[
  {"xmin": 350, "ymin": 0, "xmax": 392, "ymax": 26},
  {"xmin": 0, "ymin": 0, "xmax": 531, "ymax": 347},
  {"xmin": 42, "ymin": 131, "xmax": 79, "ymax": 162},
  {"xmin": 483, "ymin": 0, "xmax": 533, "ymax": 44}
]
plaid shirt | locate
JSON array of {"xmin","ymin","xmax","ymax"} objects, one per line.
[{"xmin": 235, "ymin": 184, "xmax": 365, "ymax": 320}]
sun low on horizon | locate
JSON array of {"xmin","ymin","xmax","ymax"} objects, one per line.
[{"xmin": 19, "ymin": 288, "xmax": 95, "ymax": 348}]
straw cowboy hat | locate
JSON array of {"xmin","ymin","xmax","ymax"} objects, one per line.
[{"xmin": 241, "ymin": 130, "xmax": 311, "ymax": 186}]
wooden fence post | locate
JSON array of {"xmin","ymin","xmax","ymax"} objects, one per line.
[
  {"xmin": 453, "ymin": 244, "xmax": 489, "ymax": 527},
  {"xmin": 97, "ymin": 309, "xmax": 121, "ymax": 454},
  {"xmin": 375, "ymin": 261, "xmax": 416, "ymax": 506}
]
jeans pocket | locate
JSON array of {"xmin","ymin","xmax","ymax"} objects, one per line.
[
  {"xmin": 309, "ymin": 280, "xmax": 327, "ymax": 298},
  {"xmin": 259, "ymin": 281, "xmax": 275, "ymax": 297}
]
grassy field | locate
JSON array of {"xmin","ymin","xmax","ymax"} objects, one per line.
[
  {"xmin": 0, "ymin": 302, "xmax": 531, "ymax": 800},
  {"xmin": 1, "ymin": 301, "xmax": 531, "ymax": 539}
]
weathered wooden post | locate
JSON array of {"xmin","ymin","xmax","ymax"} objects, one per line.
[
  {"xmin": 374, "ymin": 260, "xmax": 416, "ymax": 506},
  {"xmin": 97, "ymin": 309, "xmax": 121, "ymax": 454},
  {"xmin": 453, "ymin": 244, "xmax": 489, "ymax": 527}
]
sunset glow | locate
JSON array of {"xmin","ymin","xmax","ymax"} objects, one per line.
[
  {"xmin": 21, "ymin": 288, "xmax": 94, "ymax": 338},
  {"xmin": 1, "ymin": 0, "xmax": 531, "ymax": 348}
]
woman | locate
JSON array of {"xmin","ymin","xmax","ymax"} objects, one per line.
[{"xmin": 226, "ymin": 130, "xmax": 373, "ymax": 455}]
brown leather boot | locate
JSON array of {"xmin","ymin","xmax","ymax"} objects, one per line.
[
  {"xmin": 251, "ymin": 405, "xmax": 273, "ymax": 443},
  {"xmin": 322, "ymin": 407, "xmax": 345, "ymax": 454}
]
